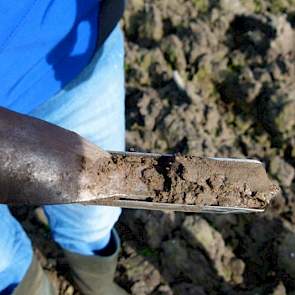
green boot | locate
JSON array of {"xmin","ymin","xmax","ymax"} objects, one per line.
[
  {"xmin": 64, "ymin": 229, "xmax": 129, "ymax": 295},
  {"xmin": 13, "ymin": 255, "xmax": 57, "ymax": 295}
]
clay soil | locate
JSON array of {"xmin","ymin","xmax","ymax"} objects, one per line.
[
  {"xmin": 92, "ymin": 153, "xmax": 277, "ymax": 209},
  {"xmin": 11, "ymin": 0, "xmax": 295, "ymax": 294}
]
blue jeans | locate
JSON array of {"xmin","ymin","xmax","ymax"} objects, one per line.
[{"xmin": 0, "ymin": 25, "xmax": 124, "ymax": 293}]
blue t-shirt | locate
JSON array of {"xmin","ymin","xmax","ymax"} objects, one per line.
[{"xmin": 0, "ymin": 0, "xmax": 100, "ymax": 114}]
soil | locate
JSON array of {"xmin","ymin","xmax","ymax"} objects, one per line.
[
  {"xmin": 10, "ymin": 0, "xmax": 295, "ymax": 294},
  {"xmin": 90, "ymin": 153, "xmax": 277, "ymax": 209}
]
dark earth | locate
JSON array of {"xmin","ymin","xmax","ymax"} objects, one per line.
[{"xmin": 11, "ymin": 0, "xmax": 295, "ymax": 294}]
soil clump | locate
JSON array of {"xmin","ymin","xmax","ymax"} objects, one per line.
[{"xmin": 89, "ymin": 153, "xmax": 278, "ymax": 209}]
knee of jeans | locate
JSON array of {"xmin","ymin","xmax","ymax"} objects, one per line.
[
  {"xmin": 0, "ymin": 249, "xmax": 12, "ymax": 273},
  {"xmin": 44, "ymin": 205, "xmax": 121, "ymax": 241},
  {"xmin": 0, "ymin": 222, "xmax": 33, "ymax": 275}
]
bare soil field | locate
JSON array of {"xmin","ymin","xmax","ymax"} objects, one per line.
[{"xmin": 13, "ymin": 0, "xmax": 295, "ymax": 294}]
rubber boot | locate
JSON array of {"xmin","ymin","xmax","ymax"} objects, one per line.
[
  {"xmin": 64, "ymin": 229, "xmax": 128, "ymax": 295},
  {"xmin": 13, "ymin": 255, "xmax": 57, "ymax": 295}
]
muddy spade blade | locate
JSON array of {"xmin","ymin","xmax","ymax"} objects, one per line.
[
  {"xmin": 81, "ymin": 151, "xmax": 278, "ymax": 213},
  {"xmin": 0, "ymin": 108, "xmax": 279, "ymax": 213}
]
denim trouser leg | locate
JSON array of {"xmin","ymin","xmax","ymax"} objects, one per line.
[
  {"xmin": 0, "ymin": 205, "xmax": 33, "ymax": 293},
  {"xmin": 0, "ymin": 24, "xmax": 125, "ymax": 293},
  {"xmin": 29, "ymin": 25, "xmax": 125, "ymax": 255}
]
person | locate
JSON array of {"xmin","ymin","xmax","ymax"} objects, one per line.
[{"xmin": 0, "ymin": 0, "xmax": 128, "ymax": 294}]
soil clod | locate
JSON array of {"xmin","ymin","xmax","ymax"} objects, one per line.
[{"xmin": 88, "ymin": 153, "xmax": 279, "ymax": 210}]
